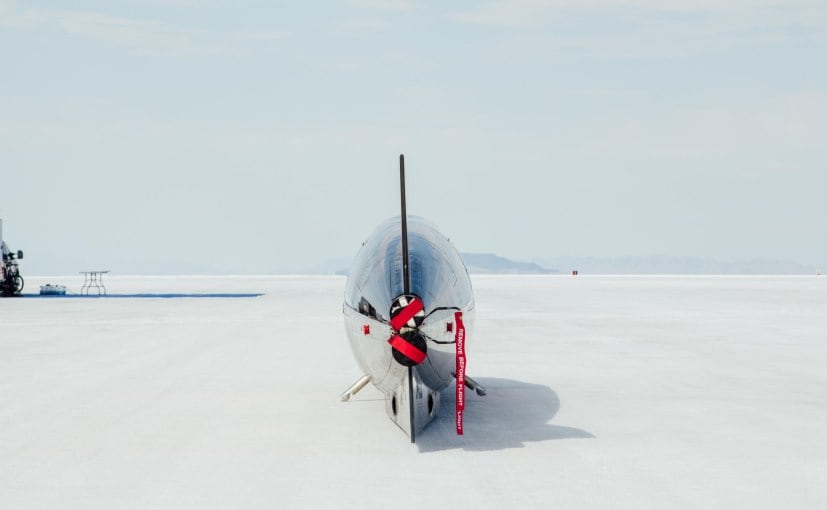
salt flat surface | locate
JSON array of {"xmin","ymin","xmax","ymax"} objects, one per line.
[{"xmin": 2, "ymin": 275, "xmax": 826, "ymax": 508}]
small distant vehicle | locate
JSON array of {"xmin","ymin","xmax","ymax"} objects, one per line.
[
  {"xmin": 341, "ymin": 156, "xmax": 485, "ymax": 442},
  {"xmin": 40, "ymin": 284, "xmax": 67, "ymax": 296},
  {"xmin": 0, "ymin": 216, "xmax": 24, "ymax": 297}
]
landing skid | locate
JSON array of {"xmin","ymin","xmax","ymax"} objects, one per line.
[
  {"xmin": 465, "ymin": 374, "xmax": 487, "ymax": 396},
  {"xmin": 453, "ymin": 372, "xmax": 487, "ymax": 396},
  {"xmin": 340, "ymin": 374, "xmax": 372, "ymax": 402}
]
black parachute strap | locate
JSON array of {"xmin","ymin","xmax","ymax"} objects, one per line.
[
  {"xmin": 421, "ymin": 332, "xmax": 456, "ymax": 345},
  {"xmin": 424, "ymin": 306, "xmax": 462, "ymax": 319},
  {"xmin": 420, "ymin": 306, "xmax": 463, "ymax": 344}
]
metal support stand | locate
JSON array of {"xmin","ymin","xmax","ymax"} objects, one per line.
[
  {"xmin": 340, "ymin": 374, "xmax": 372, "ymax": 402},
  {"xmin": 80, "ymin": 270, "xmax": 109, "ymax": 295}
]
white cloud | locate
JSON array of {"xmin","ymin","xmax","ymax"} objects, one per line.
[
  {"xmin": 346, "ymin": 0, "xmax": 418, "ymax": 12},
  {"xmin": 0, "ymin": 8, "xmax": 211, "ymax": 55},
  {"xmin": 0, "ymin": 8, "xmax": 290, "ymax": 56},
  {"xmin": 448, "ymin": 0, "xmax": 827, "ymax": 61},
  {"xmin": 453, "ymin": 0, "xmax": 827, "ymax": 27},
  {"xmin": 331, "ymin": 18, "xmax": 393, "ymax": 30},
  {"xmin": 571, "ymin": 92, "xmax": 827, "ymax": 171},
  {"xmin": 55, "ymin": 10, "xmax": 207, "ymax": 55},
  {"xmin": 233, "ymin": 31, "xmax": 290, "ymax": 42},
  {"xmin": 453, "ymin": 0, "xmax": 555, "ymax": 27}
]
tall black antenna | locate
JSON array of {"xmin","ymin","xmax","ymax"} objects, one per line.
[{"xmin": 399, "ymin": 154, "xmax": 410, "ymax": 295}]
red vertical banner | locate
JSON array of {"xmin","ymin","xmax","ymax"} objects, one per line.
[{"xmin": 455, "ymin": 311, "xmax": 466, "ymax": 435}]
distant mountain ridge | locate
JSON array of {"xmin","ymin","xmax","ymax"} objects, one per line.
[
  {"xmin": 534, "ymin": 255, "xmax": 820, "ymax": 275},
  {"xmin": 305, "ymin": 254, "xmax": 820, "ymax": 276},
  {"xmin": 461, "ymin": 253, "xmax": 557, "ymax": 274},
  {"xmin": 321, "ymin": 253, "xmax": 557, "ymax": 276}
]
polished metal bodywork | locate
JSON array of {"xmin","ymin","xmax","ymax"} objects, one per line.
[{"xmin": 343, "ymin": 215, "xmax": 474, "ymax": 438}]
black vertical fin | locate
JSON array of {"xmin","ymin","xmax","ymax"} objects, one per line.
[
  {"xmin": 399, "ymin": 154, "xmax": 415, "ymax": 444},
  {"xmin": 400, "ymin": 154, "xmax": 410, "ymax": 295}
]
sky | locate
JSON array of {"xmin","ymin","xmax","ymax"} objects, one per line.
[{"xmin": 1, "ymin": 0, "xmax": 826, "ymax": 274}]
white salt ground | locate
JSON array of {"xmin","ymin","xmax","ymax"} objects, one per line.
[{"xmin": 1, "ymin": 275, "xmax": 826, "ymax": 509}]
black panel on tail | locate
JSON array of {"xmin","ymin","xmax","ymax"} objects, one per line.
[{"xmin": 399, "ymin": 154, "xmax": 416, "ymax": 443}]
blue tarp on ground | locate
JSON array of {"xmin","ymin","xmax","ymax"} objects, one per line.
[{"xmin": 21, "ymin": 293, "xmax": 264, "ymax": 299}]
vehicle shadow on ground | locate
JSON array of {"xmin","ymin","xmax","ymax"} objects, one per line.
[{"xmin": 416, "ymin": 377, "xmax": 593, "ymax": 453}]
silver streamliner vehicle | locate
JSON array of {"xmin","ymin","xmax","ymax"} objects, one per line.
[{"xmin": 341, "ymin": 156, "xmax": 485, "ymax": 442}]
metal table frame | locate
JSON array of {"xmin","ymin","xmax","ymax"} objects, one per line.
[{"xmin": 80, "ymin": 270, "xmax": 109, "ymax": 295}]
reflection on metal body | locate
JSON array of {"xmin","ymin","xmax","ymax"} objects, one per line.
[{"xmin": 343, "ymin": 215, "xmax": 475, "ymax": 440}]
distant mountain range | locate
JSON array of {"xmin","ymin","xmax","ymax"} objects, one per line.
[
  {"xmin": 461, "ymin": 253, "xmax": 557, "ymax": 274},
  {"xmin": 534, "ymin": 256, "xmax": 820, "ymax": 275},
  {"xmin": 323, "ymin": 253, "xmax": 557, "ymax": 276},
  {"xmin": 314, "ymin": 254, "xmax": 820, "ymax": 276}
]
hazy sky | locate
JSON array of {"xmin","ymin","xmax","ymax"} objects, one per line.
[{"xmin": 2, "ymin": 0, "xmax": 825, "ymax": 274}]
